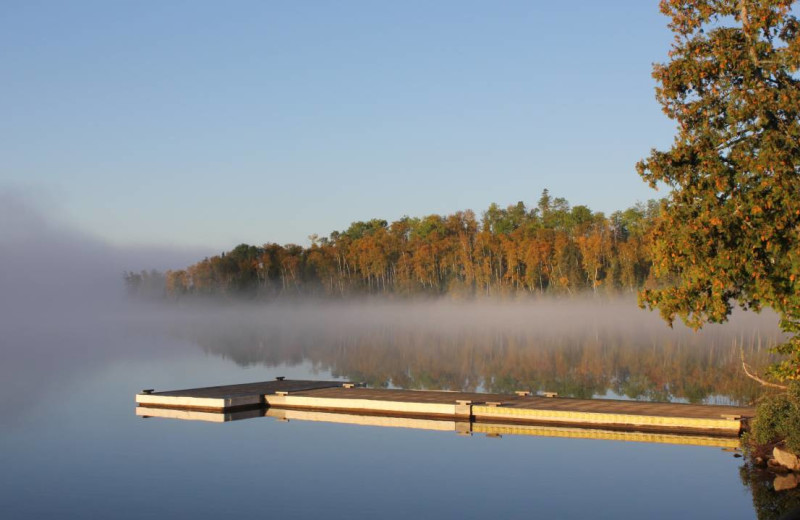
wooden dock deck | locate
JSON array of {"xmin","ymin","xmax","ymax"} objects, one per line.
[
  {"xmin": 135, "ymin": 379, "xmax": 342, "ymax": 411},
  {"xmin": 135, "ymin": 379, "xmax": 753, "ymax": 436}
]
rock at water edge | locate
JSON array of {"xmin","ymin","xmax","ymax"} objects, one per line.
[{"xmin": 773, "ymin": 447, "xmax": 800, "ymax": 472}]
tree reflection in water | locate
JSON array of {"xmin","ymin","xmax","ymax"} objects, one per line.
[
  {"xmin": 740, "ymin": 461, "xmax": 800, "ymax": 520},
  {"xmin": 162, "ymin": 299, "xmax": 786, "ymax": 405}
]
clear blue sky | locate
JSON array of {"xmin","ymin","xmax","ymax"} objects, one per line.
[{"xmin": 1, "ymin": 0, "xmax": 676, "ymax": 250}]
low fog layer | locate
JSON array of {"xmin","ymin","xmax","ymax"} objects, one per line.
[
  {"xmin": 0, "ymin": 188, "xmax": 213, "ymax": 314},
  {"xmin": 173, "ymin": 296, "xmax": 783, "ymax": 338},
  {"xmin": 159, "ymin": 298, "xmax": 782, "ymax": 402}
]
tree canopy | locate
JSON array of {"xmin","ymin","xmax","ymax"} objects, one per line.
[
  {"xmin": 125, "ymin": 192, "xmax": 661, "ymax": 301},
  {"xmin": 637, "ymin": 0, "xmax": 800, "ymax": 379}
]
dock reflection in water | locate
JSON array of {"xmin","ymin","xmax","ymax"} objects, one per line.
[{"xmin": 135, "ymin": 405, "xmax": 742, "ymax": 449}]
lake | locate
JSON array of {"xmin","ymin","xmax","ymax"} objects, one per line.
[{"xmin": 2, "ymin": 298, "xmax": 798, "ymax": 519}]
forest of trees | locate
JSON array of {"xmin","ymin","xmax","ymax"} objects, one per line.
[
  {"xmin": 125, "ymin": 191, "xmax": 661, "ymax": 300},
  {"xmin": 124, "ymin": 191, "xmax": 662, "ymax": 300}
]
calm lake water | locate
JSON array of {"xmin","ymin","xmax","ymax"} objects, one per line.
[{"xmin": 2, "ymin": 299, "xmax": 798, "ymax": 519}]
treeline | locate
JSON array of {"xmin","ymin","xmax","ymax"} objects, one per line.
[{"xmin": 124, "ymin": 191, "xmax": 661, "ymax": 300}]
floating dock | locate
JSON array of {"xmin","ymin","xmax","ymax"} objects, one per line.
[{"xmin": 135, "ymin": 379, "xmax": 753, "ymax": 438}]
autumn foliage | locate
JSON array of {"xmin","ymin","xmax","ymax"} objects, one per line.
[
  {"xmin": 124, "ymin": 192, "xmax": 659, "ymax": 302},
  {"xmin": 638, "ymin": 0, "xmax": 800, "ymax": 380}
]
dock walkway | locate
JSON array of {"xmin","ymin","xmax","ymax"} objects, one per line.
[{"xmin": 135, "ymin": 379, "xmax": 753, "ymax": 436}]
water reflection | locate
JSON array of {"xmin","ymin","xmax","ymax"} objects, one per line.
[
  {"xmin": 136, "ymin": 406, "xmax": 264, "ymax": 423},
  {"xmin": 141, "ymin": 300, "xmax": 800, "ymax": 518},
  {"xmin": 134, "ymin": 399, "xmax": 800, "ymax": 519},
  {"xmin": 5, "ymin": 296, "xmax": 786, "ymax": 518},
  {"xmin": 135, "ymin": 404, "xmax": 742, "ymax": 449},
  {"xmin": 740, "ymin": 461, "xmax": 800, "ymax": 520},
  {"xmin": 163, "ymin": 300, "xmax": 785, "ymax": 406}
]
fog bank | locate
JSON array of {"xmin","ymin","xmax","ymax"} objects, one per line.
[{"xmin": 0, "ymin": 187, "xmax": 212, "ymax": 316}]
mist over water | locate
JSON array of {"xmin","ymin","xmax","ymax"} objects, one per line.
[
  {"xmin": 158, "ymin": 298, "xmax": 783, "ymax": 404},
  {"xmin": 0, "ymin": 188, "xmax": 213, "ymax": 330}
]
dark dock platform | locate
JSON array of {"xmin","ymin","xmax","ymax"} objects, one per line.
[
  {"xmin": 135, "ymin": 379, "xmax": 753, "ymax": 437},
  {"xmin": 135, "ymin": 379, "xmax": 342, "ymax": 411}
]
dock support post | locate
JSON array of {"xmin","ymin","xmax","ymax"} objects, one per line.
[{"xmin": 455, "ymin": 400, "xmax": 472, "ymax": 418}]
